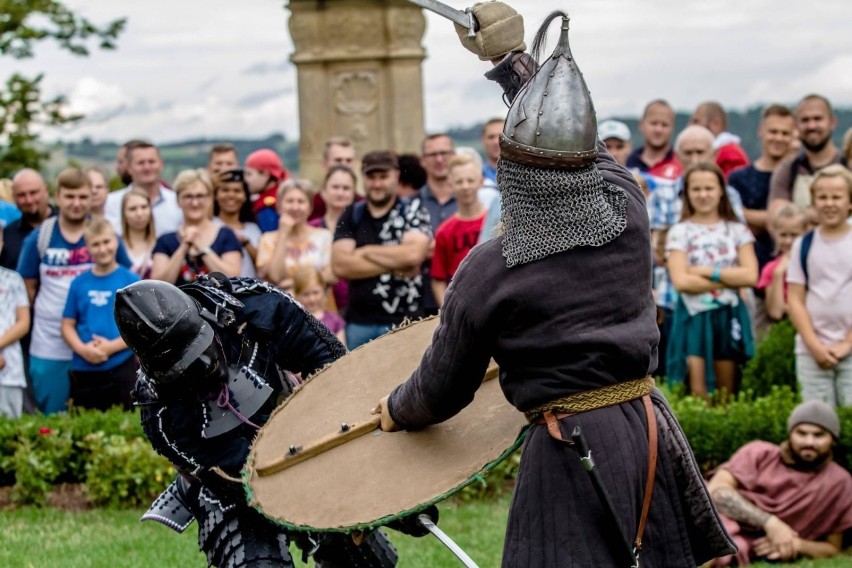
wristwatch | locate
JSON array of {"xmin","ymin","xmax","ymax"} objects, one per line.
[{"xmin": 200, "ymin": 246, "xmax": 213, "ymax": 258}]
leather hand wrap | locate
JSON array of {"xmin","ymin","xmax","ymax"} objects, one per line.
[
  {"xmin": 454, "ymin": 1, "xmax": 526, "ymax": 61},
  {"xmin": 484, "ymin": 51, "xmax": 538, "ymax": 104}
]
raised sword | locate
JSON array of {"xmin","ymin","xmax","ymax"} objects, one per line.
[{"xmin": 405, "ymin": 0, "xmax": 479, "ymax": 37}]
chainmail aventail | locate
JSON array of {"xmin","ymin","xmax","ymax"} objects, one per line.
[{"xmin": 497, "ymin": 158, "xmax": 628, "ymax": 267}]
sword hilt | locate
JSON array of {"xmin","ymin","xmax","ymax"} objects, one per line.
[{"xmin": 464, "ymin": 8, "xmax": 477, "ymax": 38}]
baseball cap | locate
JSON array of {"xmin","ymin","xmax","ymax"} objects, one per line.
[
  {"xmin": 361, "ymin": 151, "xmax": 399, "ymax": 174},
  {"xmin": 598, "ymin": 120, "xmax": 631, "ymax": 142}
]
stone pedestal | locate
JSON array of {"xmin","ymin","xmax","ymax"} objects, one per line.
[{"xmin": 288, "ymin": 0, "xmax": 427, "ymax": 183}]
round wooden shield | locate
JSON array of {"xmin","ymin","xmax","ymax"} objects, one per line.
[{"xmin": 245, "ymin": 317, "xmax": 529, "ymax": 532}]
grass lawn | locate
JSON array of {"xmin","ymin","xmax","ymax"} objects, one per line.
[
  {"xmin": 1, "ymin": 494, "xmax": 848, "ymax": 567},
  {"xmin": 0, "ymin": 496, "xmax": 509, "ymax": 567}
]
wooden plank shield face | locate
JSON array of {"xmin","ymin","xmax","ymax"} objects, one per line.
[{"xmin": 245, "ymin": 317, "xmax": 529, "ymax": 532}]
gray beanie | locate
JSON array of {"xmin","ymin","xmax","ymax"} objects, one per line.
[{"xmin": 787, "ymin": 400, "xmax": 840, "ymax": 439}]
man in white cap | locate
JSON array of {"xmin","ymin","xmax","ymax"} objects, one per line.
[
  {"xmin": 708, "ymin": 399, "xmax": 852, "ymax": 565},
  {"xmin": 598, "ymin": 119, "xmax": 632, "ymax": 166}
]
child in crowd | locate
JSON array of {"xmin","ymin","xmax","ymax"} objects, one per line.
[
  {"xmin": 431, "ymin": 154, "xmax": 486, "ymax": 307},
  {"xmin": 121, "ymin": 188, "xmax": 156, "ymax": 279},
  {"xmin": 244, "ymin": 149, "xmax": 289, "ymax": 233},
  {"xmin": 61, "ymin": 219, "xmax": 140, "ymax": 411},
  {"xmin": 756, "ymin": 203, "xmax": 807, "ymax": 322},
  {"xmin": 787, "ymin": 165, "xmax": 852, "ymax": 407},
  {"xmin": 0, "ymin": 231, "xmax": 30, "ymax": 418},
  {"xmin": 666, "ymin": 162, "xmax": 759, "ymax": 397},
  {"xmin": 293, "ymin": 267, "xmax": 345, "ymax": 346}
]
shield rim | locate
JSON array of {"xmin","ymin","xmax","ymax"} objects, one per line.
[{"xmin": 242, "ymin": 318, "xmax": 530, "ymax": 534}]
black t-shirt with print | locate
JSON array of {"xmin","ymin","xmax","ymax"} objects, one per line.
[{"xmin": 334, "ymin": 198, "xmax": 432, "ymax": 325}]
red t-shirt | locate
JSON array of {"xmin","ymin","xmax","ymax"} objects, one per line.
[{"xmin": 431, "ymin": 213, "xmax": 486, "ymax": 281}]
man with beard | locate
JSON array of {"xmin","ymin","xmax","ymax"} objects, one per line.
[
  {"xmin": 708, "ymin": 400, "xmax": 852, "ymax": 565},
  {"xmin": 1, "ymin": 169, "xmax": 56, "ymax": 270},
  {"xmin": 768, "ymin": 94, "xmax": 848, "ymax": 216},
  {"xmin": 331, "ymin": 151, "xmax": 431, "ymax": 349}
]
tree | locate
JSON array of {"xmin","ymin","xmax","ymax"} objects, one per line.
[{"xmin": 0, "ymin": 1, "xmax": 125, "ymax": 178}]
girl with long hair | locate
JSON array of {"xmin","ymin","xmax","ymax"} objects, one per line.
[
  {"xmin": 121, "ymin": 188, "xmax": 156, "ymax": 279},
  {"xmin": 666, "ymin": 162, "xmax": 759, "ymax": 396}
]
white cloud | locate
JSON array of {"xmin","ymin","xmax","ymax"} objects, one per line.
[
  {"xmin": 65, "ymin": 77, "xmax": 132, "ymax": 120},
  {"xmin": 745, "ymin": 54, "xmax": 852, "ymax": 104},
  {"xmin": 22, "ymin": 0, "xmax": 852, "ymax": 144}
]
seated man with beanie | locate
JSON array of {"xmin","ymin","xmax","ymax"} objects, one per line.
[{"xmin": 708, "ymin": 400, "xmax": 852, "ymax": 565}]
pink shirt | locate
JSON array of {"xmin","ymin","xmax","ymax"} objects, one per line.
[{"xmin": 717, "ymin": 441, "xmax": 852, "ymax": 565}]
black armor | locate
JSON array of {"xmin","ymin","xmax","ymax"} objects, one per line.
[{"xmin": 118, "ymin": 276, "xmax": 398, "ymax": 567}]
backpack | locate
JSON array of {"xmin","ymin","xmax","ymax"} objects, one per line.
[
  {"xmin": 36, "ymin": 216, "xmax": 58, "ymax": 260},
  {"xmin": 799, "ymin": 230, "xmax": 815, "ymax": 287}
]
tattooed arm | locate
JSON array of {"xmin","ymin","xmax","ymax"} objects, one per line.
[
  {"xmin": 708, "ymin": 469, "xmax": 800, "ymax": 560},
  {"xmin": 708, "ymin": 469, "xmax": 771, "ymax": 528}
]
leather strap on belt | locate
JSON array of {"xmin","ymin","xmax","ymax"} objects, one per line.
[
  {"xmin": 531, "ymin": 379, "xmax": 658, "ymax": 558},
  {"xmin": 524, "ymin": 376, "xmax": 655, "ymax": 422}
]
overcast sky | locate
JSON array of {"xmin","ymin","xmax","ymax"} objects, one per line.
[{"xmin": 15, "ymin": 0, "xmax": 852, "ymax": 144}]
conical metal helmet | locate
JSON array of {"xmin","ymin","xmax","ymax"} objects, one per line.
[{"xmin": 500, "ymin": 13, "xmax": 598, "ymax": 169}]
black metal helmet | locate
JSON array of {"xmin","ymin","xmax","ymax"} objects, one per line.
[{"xmin": 114, "ymin": 280, "xmax": 216, "ymax": 386}]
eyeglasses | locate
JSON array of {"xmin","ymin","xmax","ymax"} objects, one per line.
[
  {"xmin": 180, "ymin": 193, "xmax": 210, "ymax": 202},
  {"xmin": 423, "ymin": 150, "xmax": 455, "ymax": 159}
]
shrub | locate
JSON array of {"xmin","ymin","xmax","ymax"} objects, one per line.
[
  {"xmin": 741, "ymin": 319, "xmax": 797, "ymax": 396},
  {"xmin": 669, "ymin": 386, "xmax": 799, "ymax": 472},
  {"xmin": 79, "ymin": 432, "xmax": 173, "ymax": 508},
  {"xmin": 10, "ymin": 426, "xmax": 75, "ymax": 505},
  {"xmin": 0, "ymin": 407, "xmax": 170, "ymax": 506}
]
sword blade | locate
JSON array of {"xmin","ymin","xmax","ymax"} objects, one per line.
[
  {"xmin": 417, "ymin": 514, "xmax": 480, "ymax": 568},
  {"xmin": 406, "ymin": 0, "xmax": 478, "ymax": 36}
]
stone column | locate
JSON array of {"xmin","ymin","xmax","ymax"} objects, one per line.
[{"xmin": 288, "ymin": 0, "xmax": 427, "ymax": 183}]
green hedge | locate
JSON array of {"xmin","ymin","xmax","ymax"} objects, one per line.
[
  {"xmin": 467, "ymin": 385, "xmax": 852, "ymax": 500},
  {"xmin": 3, "ymin": 389, "xmax": 851, "ymax": 508},
  {"xmin": 0, "ymin": 407, "xmax": 171, "ymax": 507},
  {"xmin": 741, "ymin": 318, "xmax": 797, "ymax": 396}
]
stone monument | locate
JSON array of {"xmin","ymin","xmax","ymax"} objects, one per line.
[{"xmin": 288, "ymin": 0, "xmax": 427, "ymax": 182}]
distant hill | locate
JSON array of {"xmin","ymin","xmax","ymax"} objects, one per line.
[
  {"xmin": 50, "ymin": 134, "xmax": 297, "ymax": 187},
  {"xmin": 50, "ymin": 106, "xmax": 852, "ymax": 186}
]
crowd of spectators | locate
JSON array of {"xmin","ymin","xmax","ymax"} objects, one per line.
[{"xmin": 0, "ymin": 93, "xmax": 850, "ymax": 422}]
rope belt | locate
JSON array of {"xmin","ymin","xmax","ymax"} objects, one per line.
[
  {"xmin": 528, "ymin": 376, "xmax": 658, "ymax": 562},
  {"xmin": 524, "ymin": 375, "xmax": 655, "ymax": 422}
]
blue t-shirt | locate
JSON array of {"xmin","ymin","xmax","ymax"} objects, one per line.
[
  {"xmin": 16, "ymin": 223, "xmax": 132, "ymax": 360},
  {"xmin": 152, "ymin": 226, "xmax": 242, "ymax": 286},
  {"xmin": 0, "ymin": 201, "xmax": 21, "ymax": 228},
  {"xmin": 62, "ymin": 266, "xmax": 140, "ymax": 371}
]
